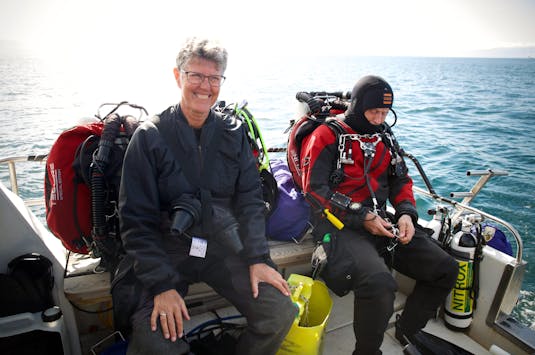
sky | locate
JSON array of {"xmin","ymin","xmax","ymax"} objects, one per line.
[{"xmin": 1, "ymin": 0, "xmax": 534, "ymax": 60}]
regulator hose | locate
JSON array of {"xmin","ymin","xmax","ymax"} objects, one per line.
[
  {"xmin": 309, "ymin": 91, "xmax": 351, "ymax": 99},
  {"xmin": 122, "ymin": 115, "xmax": 139, "ymax": 136},
  {"xmin": 91, "ymin": 113, "xmax": 122, "ymax": 239},
  {"xmin": 90, "ymin": 114, "xmax": 123, "ymax": 264},
  {"xmin": 296, "ymin": 91, "xmax": 311, "ymax": 102},
  {"xmin": 401, "ymin": 151, "xmax": 437, "ymax": 196}
]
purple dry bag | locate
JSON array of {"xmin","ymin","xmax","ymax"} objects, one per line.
[{"xmin": 266, "ymin": 159, "xmax": 311, "ymax": 242}]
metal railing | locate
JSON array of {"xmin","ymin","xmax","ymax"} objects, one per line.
[
  {"xmin": 1, "ymin": 152, "xmax": 524, "ymax": 264},
  {"xmin": 0, "ymin": 154, "xmax": 48, "ymax": 207},
  {"xmin": 404, "ymin": 149, "xmax": 523, "ymax": 264}
]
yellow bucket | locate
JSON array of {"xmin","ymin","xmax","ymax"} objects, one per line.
[{"xmin": 277, "ymin": 274, "xmax": 333, "ymax": 355}]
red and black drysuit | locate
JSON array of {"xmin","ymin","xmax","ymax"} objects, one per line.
[
  {"xmin": 301, "ymin": 119, "xmax": 417, "ymax": 226},
  {"xmin": 300, "ymin": 118, "xmax": 458, "ymax": 354}
]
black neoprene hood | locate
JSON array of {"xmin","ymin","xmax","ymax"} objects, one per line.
[
  {"xmin": 347, "ymin": 75, "xmax": 394, "ymax": 115},
  {"xmin": 344, "ymin": 75, "xmax": 394, "ymax": 134}
]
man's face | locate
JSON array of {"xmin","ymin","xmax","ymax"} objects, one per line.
[{"xmin": 364, "ymin": 108, "xmax": 389, "ymax": 126}]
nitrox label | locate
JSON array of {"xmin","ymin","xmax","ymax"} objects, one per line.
[{"xmin": 449, "ymin": 260, "xmax": 473, "ymax": 313}]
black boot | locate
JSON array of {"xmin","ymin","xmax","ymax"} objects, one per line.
[
  {"xmin": 395, "ymin": 314, "xmax": 474, "ymax": 355},
  {"xmin": 395, "ymin": 314, "xmax": 413, "ymax": 346},
  {"xmin": 395, "ymin": 316, "xmax": 425, "ymax": 355}
]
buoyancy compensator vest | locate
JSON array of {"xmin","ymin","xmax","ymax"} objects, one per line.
[
  {"xmin": 45, "ymin": 102, "xmax": 145, "ymax": 270},
  {"xmin": 214, "ymin": 100, "xmax": 278, "ymax": 216},
  {"xmin": 287, "ymin": 90, "xmax": 408, "ymax": 213},
  {"xmin": 287, "ymin": 91, "xmax": 350, "ymax": 192},
  {"xmin": 215, "ymin": 101, "xmax": 314, "ymax": 242}
]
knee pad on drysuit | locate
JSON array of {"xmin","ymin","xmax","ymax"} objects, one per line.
[
  {"xmin": 398, "ymin": 257, "xmax": 459, "ymax": 336},
  {"xmin": 441, "ymin": 256, "xmax": 460, "ymax": 291},
  {"xmin": 354, "ymin": 272, "xmax": 397, "ymax": 330},
  {"xmin": 355, "ymin": 271, "xmax": 397, "ymax": 300}
]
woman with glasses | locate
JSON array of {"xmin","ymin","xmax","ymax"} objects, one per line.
[{"xmin": 114, "ymin": 37, "xmax": 295, "ymax": 355}]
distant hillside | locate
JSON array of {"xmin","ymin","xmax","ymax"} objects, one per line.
[
  {"xmin": 0, "ymin": 40, "xmax": 32, "ymax": 57},
  {"xmin": 468, "ymin": 46, "xmax": 535, "ymax": 58}
]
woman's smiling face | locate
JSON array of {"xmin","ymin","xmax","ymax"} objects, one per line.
[{"xmin": 174, "ymin": 57, "xmax": 223, "ymax": 128}]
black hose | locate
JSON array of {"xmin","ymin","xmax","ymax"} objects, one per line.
[
  {"xmin": 401, "ymin": 151, "xmax": 437, "ymax": 196},
  {"xmin": 296, "ymin": 91, "xmax": 313, "ymax": 103},
  {"xmin": 95, "ymin": 113, "xmax": 122, "ymax": 167},
  {"xmin": 122, "ymin": 115, "xmax": 140, "ymax": 136},
  {"xmin": 96, "ymin": 101, "xmax": 148, "ymax": 121},
  {"xmin": 330, "ymin": 100, "xmax": 349, "ymax": 111},
  {"xmin": 90, "ymin": 113, "xmax": 123, "ymax": 263},
  {"xmin": 309, "ymin": 91, "xmax": 351, "ymax": 99}
]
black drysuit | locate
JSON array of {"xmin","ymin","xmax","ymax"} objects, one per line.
[{"xmin": 113, "ymin": 105, "xmax": 294, "ymax": 355}]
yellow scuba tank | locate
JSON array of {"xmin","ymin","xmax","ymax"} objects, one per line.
[{"xmin": 444, "ymin": 216, "xmax": 480, "ymax": 330}]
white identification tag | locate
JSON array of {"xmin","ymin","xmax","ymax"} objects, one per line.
[{"xmin": 189, "ymin": 237, "xmax": 207, "ymax": 258}]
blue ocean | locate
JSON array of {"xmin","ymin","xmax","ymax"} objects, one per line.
[{"xmin": 1, "ymin": 53, "xmax": 534, "ymax": 328}]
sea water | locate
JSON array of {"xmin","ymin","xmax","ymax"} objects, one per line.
[{"xmin": 1, "ymin": 53, "xmax": 534, "ymax": 328}]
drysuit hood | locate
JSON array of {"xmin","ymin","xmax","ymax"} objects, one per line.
[{"xmin": 344, "ymin": 75, "xmax": 394, "ymax": 134}]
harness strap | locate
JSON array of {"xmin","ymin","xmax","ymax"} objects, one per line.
[
  {"xmin": 380, "ymin": 124, "xmax": 408, "ymax": 177},
  {"xmin": 471, "ymin": 224, "xmax": 484, "ymax": 310},
  {"xmin": 323, "ymin": 119, "xmax": 347, "ymax": 188}
]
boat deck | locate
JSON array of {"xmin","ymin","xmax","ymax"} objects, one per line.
[
  {"xmin": 174, "ymin": 284, "xmax": 492, "ymax": 355},
  {"xmin": 43, "ymin": 231, "xmax": 496, "ymax": 354},
  {"xmin": 2, "ymin": 173, "xmax": 530, "ymax": 355},
  {"xmin": 324, "ymin": 291, "xmax": 492, "ymax": 354}
]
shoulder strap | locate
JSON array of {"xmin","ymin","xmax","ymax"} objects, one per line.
[
  {"xmin": 237, "ymin": 106, "xmax": 270, "ymax": 171},
  {"xmin": 324, "ymin": 118, "xmax": 348, "ymax": 188},
  {"xmin": 380, "ymin": 124, "xmax": 408, "ymax": 177},
  {"xmin": 325, "ymin": 117, "xmax": 348, "ymax": 136}
]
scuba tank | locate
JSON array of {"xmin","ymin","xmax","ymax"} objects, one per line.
[
  {"xmin": 444, "ymin": 214, "xmax": 482, "ymax": 330},
  {"xmin": 426, "ymin": 205, "xmax": 451, "ymax": 245}
]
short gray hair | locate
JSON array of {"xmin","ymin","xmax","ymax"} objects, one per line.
[{"xmin": 176, "ymin": 37, "xmax": 228, "ymax": 73}]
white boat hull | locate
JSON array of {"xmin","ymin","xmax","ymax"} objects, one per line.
[{"xmin": 1, "ymin": 156, "xmax": 533, "ymax": 354}]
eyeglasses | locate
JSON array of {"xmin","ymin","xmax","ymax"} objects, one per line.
[{"xmin": 181, "ymin": 70, "xmax": 226, "ymax": 87}]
